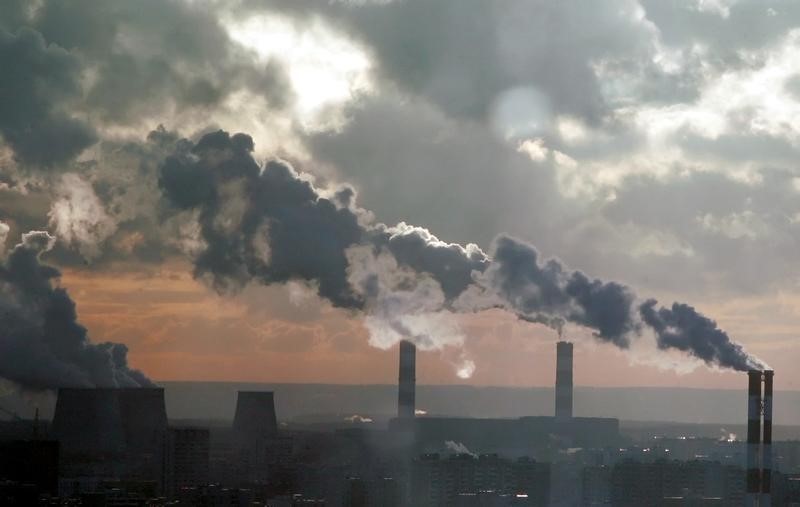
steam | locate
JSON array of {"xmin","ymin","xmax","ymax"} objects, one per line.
[
  {"xmin": 0, "ymin": 231, "xmax": 153, "ymax": 390},
  {"xmin": 0, "ymin": 221, "xmax": 9, "ymax": 252},
  {"xmin": 48, "ymin": 173, "xmax": 118, "ymax": 260},
  {"xmin": 445, "ymin": 440, "xmax": 477, "ymax": 457},
  {"xmin": 153, "ymin": 129, "xmax": 763, "ymax": 372}
]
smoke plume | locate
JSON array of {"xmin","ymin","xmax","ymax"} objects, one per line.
[
  {"xmin": 0, "ymin": 231, "xmax": 153, "ymax": 390},
  {"xmin": 445, "ymin": 440, "xmax": 477, "ymax": 457},
  {"xmin": 639, "ymin": 299, "xmax": 761, "ymax": 371},
  {"xmin": 156, "ymin": 129, "xmax": 762, "ymax": 372}
]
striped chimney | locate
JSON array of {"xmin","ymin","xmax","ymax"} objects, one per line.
[
  {"xmin": 746, "ymin": 370, "xmax": 762, "ymax": 507},
  {"xmin": 761, "ymin": 370, "xmax": 774, "ymax": 507}
]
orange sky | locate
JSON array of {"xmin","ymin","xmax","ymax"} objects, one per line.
[{"xmin": 58, "ymin": 262, "xmax": 800, "ymax": 391}]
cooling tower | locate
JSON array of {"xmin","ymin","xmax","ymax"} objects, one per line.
[
  {"xmin": 117, "ymin": 387, "xmax": 168, "ymax": 452},
  {"xmin": 746, "ymin": 370, "xmax": 762, "ymax": 507},
  {"xmin": 555, "ymin": 341, "xmax": 573, "ymax": 419},
  {"xmin": 232, "ymin": 391, "xmax": 278, "ymax": 442},
  {"xmin": 398, "ymin": 340, "xmax": 416, "ymax": 419},
  {"xmin": 53, "ymin": 388, "xmax": 126, "ymax": 454},
  {"xmin": 53, "ymin": 388, "xmax": 167, "ymax": 455}
]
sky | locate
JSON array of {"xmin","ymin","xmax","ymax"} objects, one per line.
[{"xmin": 1, "ymin": 0, "xmax": 800, "ymax": 390}]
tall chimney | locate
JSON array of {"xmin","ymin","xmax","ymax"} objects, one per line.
[
  {"xmin": 398, "ymin": 340, "xmax": 416, "ymax": 419},
  {"xmin": 746, "ymin": 370, "xmax": 762, "ymax": 507},
  {"xmin": 761, "ymin": 370, "xmax": 774, "ymax": 507},
  {"xmin": 555, "ymin": 341, "xmax": 573, "ymax": 419}
]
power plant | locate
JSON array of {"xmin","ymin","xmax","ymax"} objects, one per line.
[
  {"xmin": 0, "ymin": 345, "xmax": 788, "ymax": 505},
  {"xmin": 747, "ymin": 369, "xmax": 775, "ymax": 507},
  {"xmin": 390, "ymin": 340, "xmax": 619, "ymax": 454}
]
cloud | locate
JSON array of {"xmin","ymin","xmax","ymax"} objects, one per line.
[
  {"xmin": 0, "ymin": 221, "xmax": 9, "ymax": 253},
  {"xmin": 48, "ymin": 173, "xmax": 118, "ymax": 260},
  {"xmin": 243, "ymin": 0, "xmax": 665, "ymax": 125},
  {"xmin": 0, "ymin": 28, "xmax": 96, "ymax": 166}
]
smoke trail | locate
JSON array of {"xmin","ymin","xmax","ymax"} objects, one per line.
[
  {"xmin": 0, "ymin": 231, "xmax": 153, "ymax": 390},
  {"xmin": 156, "ymin": 129, "xmax": 762, "ymax": 371},
  {"xmin": 639, "ymin": 299, "xmax": 762, "ymax": 371}
]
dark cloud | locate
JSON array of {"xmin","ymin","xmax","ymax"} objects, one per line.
[
  {"xmin": 305, "ymin": 95, "xmax": 562, "ymax": 249},
  {"xmin": 599, "ymin": 169, "xmax": 800, "ymax": 292},
  {"xmin": 641, "ymin": 0, "xmax": 800, "ymax": 56},
  {"xmin": 0, "ymin": 0, "xmax": 292, "ymax": 165},
  {"xmin": 0, "ymin": 28, "xmax": 96, "ymax": 166},
  {"xmin": 240, "ymin": 0, "xmax": 663, "ymax": 124},
  {"xmin": 0, "ymin": 231, "xmax": 152, "ymax": 390}
]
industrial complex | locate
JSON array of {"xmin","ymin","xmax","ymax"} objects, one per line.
[{"xmin": 0, "ymin": 342, "xmax": 794, "ymax": 505}]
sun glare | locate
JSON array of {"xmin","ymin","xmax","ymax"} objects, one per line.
[{"xmin": 226, "ymin": 15, "xmax": 373, "ymax": 128}]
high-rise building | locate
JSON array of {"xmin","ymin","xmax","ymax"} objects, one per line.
[{"xmin": 166, "ymin": 426, "xmax": 210, "ymax": 498}]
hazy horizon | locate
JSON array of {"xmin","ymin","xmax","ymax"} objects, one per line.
[{"xmin": 5, "ymin": 380, "xmax": 800, "ymax": 427}]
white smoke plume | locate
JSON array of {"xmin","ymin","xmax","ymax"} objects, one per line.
[{"xmin": 445, "ymin": 440, "xmax": 477, "ymax": 457}]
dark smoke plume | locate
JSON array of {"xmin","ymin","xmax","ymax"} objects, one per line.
[
  {"xmin": 157, "ymin": 129, "xmax": 762, "ymax": 371},
  {"xmin": 639, "ymin": 299, "xmax": 762, "ymax": 371},
  {"xmin": 0, "ymin": 231, "xmax": 153, "ymax": 389},
  {"xmin": 479, "ymin": 236, "xmax": 638, "ymax": 348},
  {"xmin": 158, "ymin": 130, "xmax": 488, "ymax": 310}
]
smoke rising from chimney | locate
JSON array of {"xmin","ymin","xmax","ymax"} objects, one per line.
[
  {"xmin": 150, "ymin": 129, "xmax": 762, "ymax": 373},
  {"xmin": 0, "ymin": 230, "xmax": 153, "ymax": 390}
]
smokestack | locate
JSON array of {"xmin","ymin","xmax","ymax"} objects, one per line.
[
  {"xmin": 233, "ymin": 391, "xmax": 278, "ymax": 442},
  {"xmin": 761, "ymin": 370, "xmax": 774, "ymax": 507},
  {"xmin": 398, "ymin": 340, "xmax": 416, "ymax": 419},
  {"xmin": 555, "ymin": 341, "xmax": 573, "ymax": 419},
  {"xmin": 746, "ymin": 370, "xmax": 762, "ymax": 507}
]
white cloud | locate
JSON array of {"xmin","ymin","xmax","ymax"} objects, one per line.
[
  {"xmin": 697, "ymin": 210, "xmax": 769, "ymax": 239},
  {"xmin": 517, "ymin": 138, "xmax": 549, "ymax": 162},
  {"xmin": 691, "ymin": 0, "xmax": 738, "ymax": 18},
  {"xmin": 48, "ymin": 174, "xmax": 118, "ymax": 260},
  {"xmin": 0, "ymin": 221, "xmax": 9, "ymax": 254},
  {"xmin": 226, "ymin": 13, "xmax": 373, "ymax": 130}
]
